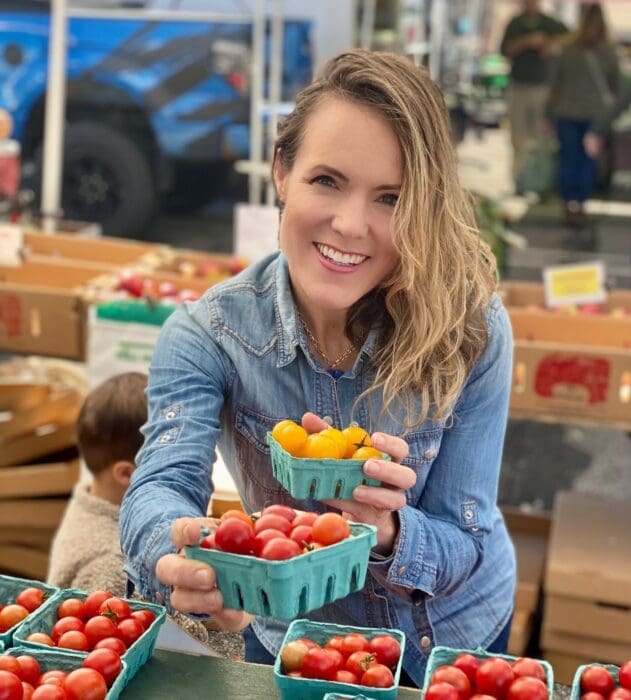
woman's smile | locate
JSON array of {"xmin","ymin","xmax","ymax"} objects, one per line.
[{"xmin": 313, "ymin": 242, "xmax": 369, "ymax": 273}]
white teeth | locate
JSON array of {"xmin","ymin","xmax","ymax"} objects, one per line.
[{"xmin": 316, "ymin": 244, "xmax": 367, "ymax": 266}]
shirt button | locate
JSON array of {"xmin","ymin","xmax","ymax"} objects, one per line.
[
  {"xmin": 165, "ymin": 410, "xmax": 176, "ymax": 420},
  {"xmin": 471, "ymin": 526, "xmax": 479, "ymax": 532},
  {"xmin": 397, "ymin": 566, "xmax": 407, "ymax": 576},
  {"xmin": 420, "ymin": 635, "xmax": 432, "ymax": 648},
  {"xmin": 159, "ymin": 434, "xmax": 170, "ymax": 443},
  {"xmin": 465, "ymin": 510, "xmax": 474, "ymax": 520},
  {"xmin": 322, "ymin": 416, "xmax": 333, "ymax": 425},
  {"xmin": 423, "ymin": 449, "xmax": 435, "ymax": 460}
]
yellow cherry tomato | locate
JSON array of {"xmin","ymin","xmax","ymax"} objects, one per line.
[
  {"xmin": 319, "ymin": 427, "xmax": 347, "ymax": 459},
  {"xmin": 341, "ymin": 425, "xmax": 371, "ymax": 458},
  {"xmin": 351, "ymin": 445, "xmax": 382, "ymax": 461},
  {"xmin": 272, "ymin": 420, "xmax": 308, "ymax": 456},
  {"xmin": 302, "ymin": 433, "xmax": 341, "ymax": 459}
]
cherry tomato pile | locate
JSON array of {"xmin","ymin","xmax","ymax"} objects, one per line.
[
  {"xmin": 279, "ymin": 630, "xmax": 401, "ymax": 689},
  {"xmin": 0, "ymin": 588, "xmax": 48, "ymax": 633},
  {"xmin": 201, "ymin": 505, "xmax": 352, "ymax": 560},
  {"xmin": 425, "ymin": 653, "xmax": 550, "ymax": 700},
  {"xmin": 0, "ymin": 648, "xmax": 122, "ymax": 700},
  {"xmin": 272, "ymin": 420, "xmax": 380, "ymax": 461},
  {"xmin": 22, "ymin": 591, "xmax": 155, "ymax": 655},
  {"xmin": 579, "ymin": 660, "xmax": 631, "ymax": 700}
]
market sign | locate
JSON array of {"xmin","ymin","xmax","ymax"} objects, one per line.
[
  {"xmin": 0, "ymin": 224, "xmax": 22, "ymax": 266},
  {"xmin": 543, "ymin": 260, "xmax": 607, "ymax": 307}
]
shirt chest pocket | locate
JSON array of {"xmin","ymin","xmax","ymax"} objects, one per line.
[{"xmin": 401, "ymin": 428, "xmax": 444, "ymax": 504}]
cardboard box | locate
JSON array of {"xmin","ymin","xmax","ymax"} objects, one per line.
[
  {"xmin": 0, "ymin": 544, "xmax": 50, "ymax": 580},
  {"xmin": 0, "ymin": 388, "xmax": 81, "ymax": 441},
  {"xmin": 507, "ymin": 608, "xmax": 533, "ymax": 656},
  {"xmin": 0, "ymin": 527, "xmax": 57, "ymax": 550},
  {"xmin": 501, "ymin": 282, "xmax": 631, "ymax": 428},
  {"xmin": 0, "ymin": 383, "xmax": 51, "ymax": 412},
  {"xmin": 0, "ymin": 423, "xmax": 77, "ymax": 468},
  {"xmin": 0, "ymin": 498, "xmax": 68, "ymax": 529},
  {"xmin": 0, "ymin": 259, "xmax": 111, "ymax": 359},
  {"xmin": 541, "ymin": 624, "xmax": 629, "ymax": 666},
  {"xmin": 541, "ymin": 650, "xmax": 591, "ymax": 686},
  {"xmin": 545, "ymin": 491, "xmax": 631, "ymax": 608},
  {"xmin": 503, "ymin": 507, "xmax": 550, "ymax": 612},
  {"xmin": 0, "ymin": 458, "xmax": 79, "ymax": 499}
]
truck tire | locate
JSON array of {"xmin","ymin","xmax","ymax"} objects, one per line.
[{"xmin": 60, "ymin": 121, "xmax": 156, "ymax": 238}]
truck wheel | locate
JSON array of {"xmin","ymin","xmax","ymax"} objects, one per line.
[{"xmin": 60, "ymin": 121, "xmax": 156, "ymax": 238}]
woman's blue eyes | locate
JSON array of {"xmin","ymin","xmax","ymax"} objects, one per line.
[{"xmin": 310, "ymin": 175, "xmax": 398, "ymax": 206}]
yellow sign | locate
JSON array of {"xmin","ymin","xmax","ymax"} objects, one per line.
[{"xmin": 543, "ymin": 261, "xmax": 606, "ymax": 307}]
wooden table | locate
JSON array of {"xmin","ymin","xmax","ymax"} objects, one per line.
[{"xmin": 121, "ymin": 649, "xmax": 571, "ymax": 699}]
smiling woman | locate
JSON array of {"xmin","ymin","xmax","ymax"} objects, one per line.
[{"xmin": 120, "ymin": 48, "xmax": 516, "ymax": 688}]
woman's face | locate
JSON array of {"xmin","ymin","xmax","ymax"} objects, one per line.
[{"xmin": 275, "ymin": 97, "xmax": 403, "ymax": 316}]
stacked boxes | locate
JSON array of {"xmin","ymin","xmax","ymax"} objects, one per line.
[{"xmin": 541, "ymin": 491, "xmax": 631, "ymax": 684}]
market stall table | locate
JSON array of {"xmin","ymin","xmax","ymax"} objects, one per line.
[{"xmin": 121, "ymin": 649, "xmax": 572, "ymax": 698}]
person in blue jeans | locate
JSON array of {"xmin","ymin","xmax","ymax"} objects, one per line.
[{"xmin": 120, "ymin": 49, "xmax": 516, "ymax": 687}]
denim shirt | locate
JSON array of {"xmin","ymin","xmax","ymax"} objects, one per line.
[{"xmin": 120, "ymin": 252, "xmax": 516, "ymax": 687}]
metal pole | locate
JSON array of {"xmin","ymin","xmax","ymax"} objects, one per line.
[
  {"xmin": 249, "ymin": 0, "xmax": 265, "ymax": 204},
  {"xmin": 41, "ymin": 0, "xmax": 69, "ymax": 233},
  {"xmin": 266, "ymin": 0, "xmax": 284, "ymax": 205},
  {"xmin": 359, "ymin": 0, "xmax": 376, "ymax": 49}
]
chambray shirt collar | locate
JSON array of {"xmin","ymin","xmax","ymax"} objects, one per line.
[{"xmin": 273, "ymin": 252, "xmax": 379, "ymax": 370}]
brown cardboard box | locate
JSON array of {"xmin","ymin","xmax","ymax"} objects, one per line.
[
  {"xmin": 0, "ymin": 544, "xmax": 50, "ymax": 580},
  {"xmin": 0, "ymin": 388, "xmax": 81, "ymax": 441},
  {"xmin": 545, "ymin": 594, "xmax": 631, "ymax": 646},
  {"xmin": 545, "ymin": 491, "xmax": 631, "ymax": 608},
  {"xmin": 542, "ymin": 650, "xmax": 590, "ymax": 686},
  {"xmin": 503, "ymin": 507, "xmax": 550, "ymax": 612},
  {"xmin": 0, "ymin": 498, "xmax": 68, "ymax": 529},
  {"xmin": 0, "ymin": 458, "xmax": 79, "ymax": 498},
  {"xmin": 501, "ymin": 282, "xmax": 631, "ymax": 428},
  {"xmin": 0, "ymin": 423, "xmax": 77, "ymax": 467},
  {"xmin": 507, "ymin": 608, "xmax": 533, "ymax": 657},
  {"xmin": 541, "ymin": 624, "xmax": 629, "ymax": 666}
]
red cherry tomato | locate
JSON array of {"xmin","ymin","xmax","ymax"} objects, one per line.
[
  {"xmin": 15, "ymin": 655, "xmax": 41, "ymax": 686},
  {"xmin": 83, "ymin": 591, "xmax": 113, "ymax": 619},
  {"xmin": 369, "ymin": 634, "xmax": 401, "ymax": 668},
  {"xmin": 260, "ymin": 537, "xmax": 302, "ymax": 560},
  {"xmin": 94, "ymin": 637, "xmax": 127, "ymax": 656},
  {"xmin": 51, "ymin": 616, "xmax": 84, "ymax": 644},
  {"xmin": 15, "ymin": 587, "xmax": 45, "ymax": 613},
  {"xmin": 362, "ymin": 663, "xmax": 395, "ymax": 688},
  {"xmin": 345, "ymin": 650, "xmax": 377, "ymax": 677},
  {"xmin": 325, "ymin": 648, "xmax": 344, "ymax": 671},
  {"xmin": 475, "ymin": 658, "xmax": 514, "ymax": 698},
  {"xmin": 253, "ymin": 514, "xmax": 292, "ymax": 536},
  {"xmin": 610, "ymin": 690, "xmax": 631, "ymax": 700},
  {"xmin": 262, "ymin": 504, "xmax": 296, "ymax": 522},
  {"xmin": 580, "ymin": 693, "xmax": 606, "ymax": 700},
  {"xmin": 300, "ymin": 647, "xmax": 338, "ymax": 680},
  {"xmin": 294, "ymin": 637, "xmax": 318, "ymax": 650},
  {"xmin": 620, "ymin": 661, "xmax": 631, "ymax": 691},
  {"xmin": 431, "ymin": 665, "xmax": 472, "ymax": 700},
  {"xmin": 340, "ymin": 633, "xmax": 370, "ymax": 655},
  {"xmin": 311, "ymin": 512, "xmax": 350, "ymax": 546},
  {"xmin": 39, "ymin": 670, "xmax": 67, "ymax": 686},
  {"xmin": 280, "ymin": 640, "xmax": 310, "ymax": 672},
  {"xmin": 32, "ymin": 685, "xmax": 66, "ymax": 700},
  {"xmin": 511, "ymin": 657, "xmax": 546, "ymax": 682},
  {"xmin": 98, "ymin": 597, "xmax": 131, "ymax": 623},
  {"xmin": 117, "ymin": 618, "xmax": 145, "ymax": 647},
  {"xmin": 0, "ymin": 657, "xmax": 21, "ymax": 676},
  {"xmin": 0, "ymin": 604, "xmax": 29, "ymax": 632},
  {"xmin": 426, "ymin": 682, "xmax": 460, "ymax": 700},
  {"xmin": 581, "ymin": 666, "xmax": 615, "ymax": 696},
  {"xmin": 25, "ymin": 633, "xmax": 54, "ymax": 647},
  {"xmin": 63, "ymin": 667, "xmax": 107, "ymax": 700},
  {"xmin": 470, "ymin": 696, "xmax": 499, "ymax": 700},
  {"xmin": 324, "ymin": 636, "xmax": 345, "ymax": 654},
  {"xmin": 215, "ymin": 518, "xmax": 257, "ymax": 555},
  {"xmin": 252, "ymin": 528, "xmax": 287, "ymax": 557},
  {"xmin": 57, "ymin": 630, "xmax": 90, "ymax": 651},
  {"xmin": 84, "ymin": 615, "xmax": 119, "ymax": 648},
  {"xmin": 57, "ymin": 598, "xmax": 87, "ymax": 620},
  {"xmin": 454, "ymin": 653, "xmax": 480, "ymax": 687},
  {"xmin": 130, "ymin": 609, "xmax": 156, "ymax": 631},
  {"xmin": 21, "ymin": 682, "xmax": 35, "ymax": 700},
  {"xmin": 334, "ymin": 668, "xmax": 359, "ymax": 683},
  {"xmin": 83, "ymin": 648, "xmax": 122, "ymax": 687},
  {"xmin": 289, "ymin": 525, "xmax": 313, "ymax": 547},
  {"xmin": 291, "ymin": 512, "xmax": 318, "ymax": 528},
  {"xmin": 507, "ymin": 676, "xmax": 548, "ymax": 700}
]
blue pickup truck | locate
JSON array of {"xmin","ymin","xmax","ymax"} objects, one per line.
[{"xmin": 0, "ymin": 0, "xmax": 312, "ymax": 236}]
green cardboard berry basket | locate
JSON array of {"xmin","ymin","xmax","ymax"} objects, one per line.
[
  {"xmin": 422, "ymin": 646, "xmax": 554, "ymax": 698},
  {"xmin": 4, "ymin": 645, "xmax": 128, "ymax": 699},
  {"xmin": 274, "ymin": 619, "xmax": 406, "ymax": 700},
  {"xmin": 323, "ymin": 695, "xmax": 379, "ymax": 700},
  {"xmin": 570, "ymin": 663, "xmax": 619, "ymax": 700},
  {"xmin": 268, "ymin": 432, "xmax": 388, "ymax": 500},
  {"xmin": 185, "ymin": 522, "xmax": 377, "ymax": 619},
  {"xmin": 0, "ymin": 574, "xmax": 60, "ymax": 647},
  {"xmin": 14, "ymin": 587, "xmax": 166, "ymax": 684}
]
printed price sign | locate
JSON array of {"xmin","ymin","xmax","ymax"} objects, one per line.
[
  {"xmin": 543, "ymin": 260, "xmax": 606, "ymax": 307},
  {"xmin": 234, "ymin": 203, "xmax": 279, "ymax": 264},
  {"xmin": 0, "ymin": 223, "xmax": 23, "ymax": 266}
]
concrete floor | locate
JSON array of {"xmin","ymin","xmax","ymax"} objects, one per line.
[{"xmin": 146, "ymin": 126, "xmax": 631, "ymax": 512}]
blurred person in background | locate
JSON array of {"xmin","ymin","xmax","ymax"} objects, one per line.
[
  {"xmin": 500, "ymin": 0, "xmax": 568, "ymax": 192},
  {"xmin": 547, "ymin": 3, "xmax": 620, "ymax": 228},
  {"xmin": 583, "ymin": 82, "xmax": 631, "ymax": 160}
]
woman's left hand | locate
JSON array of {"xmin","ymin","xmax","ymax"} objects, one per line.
[{"xmin": 301, "ymin": 413, "xmax": 416, "ymax": 555}]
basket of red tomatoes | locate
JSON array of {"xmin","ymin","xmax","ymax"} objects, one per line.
[
  {"xmin": 273, "ymin": 619, "xmax": 405, "ymax": 700},
  {"xmin": 1, "ymin": 645, "xmax": 127, "ymax": 700},
  {"xmin": 185, "ymin": 505, "xmax": 377, "ymax": 619},
  {"xmin": 570, "ymin": 660, "xmax": 631, "ymax": 700},
  {"xmin": 422, "ymin": 646, "xmax": 554, "ymax": 700},
  {"xmin": 268, "ymin": 420, "xmax": 389, "ymax": 500},
  {"xmin": 13, "ymin": 587, "xmax": 165, "ymax": 685},
  {"xmin": 0, "ymin": 574, "xmax": 60, "ymax": 647}
]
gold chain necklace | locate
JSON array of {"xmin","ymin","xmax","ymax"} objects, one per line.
[{"xmin": 298, "ymin": 312, "xmax": 364, "ymax": 370}]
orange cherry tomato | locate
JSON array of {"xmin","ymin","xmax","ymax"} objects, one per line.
[
  {"xmin": 341, "ymin": 425, "xmax": 371, "ymax": 458},
  {"xmin": 302, "ymin": 433, "xmax": 340, "ymax": 459},
  {"xmin": 351, "ymin": 445, "xmax": 382, "ymax": 461}
]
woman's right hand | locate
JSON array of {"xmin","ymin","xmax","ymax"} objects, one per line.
[{"xmin": 155, "ymin": 516, "xmax": 253, "ymax": 633}]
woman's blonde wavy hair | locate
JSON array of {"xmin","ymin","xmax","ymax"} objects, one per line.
[{"xmin": 274, "ymin": 49, "xmax": 497, "ymax": 430}]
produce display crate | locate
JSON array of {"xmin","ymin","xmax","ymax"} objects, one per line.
[
  {"xmin": 274, "ymin": 619, "xmax": 406, "ymax": 700},
  {"xmin": 0, "ymin": 574, "xmax": 60, "ymax": 647},
  {"xmin": 569, "ymin": 663, "xmax": 620, "ymax": 700},
  {"xmin": 14, "ymin": 587, "xmax": 166, "ymax": 684},
  {"xmin": 421, "ymin": 645, "xmax": 554, "ymax": 698},
  {"xmin": 501, "ymin": 281, "xmax": 631, "ymax": 429},
  {"xmin": 268, "ymin": 433, "xmax": 384, "ymax": 500},
  {"xmin": 4, "ymin": 645, "xmax": 128, "ymax": 700},
  {"xmin": 185, "ymin": 522, "xmax": 377, "ymax": 619}
]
